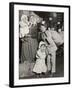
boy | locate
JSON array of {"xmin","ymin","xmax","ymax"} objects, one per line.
[{"xmin": 40, "ymin": 21, "xmax": 57, "ymax": 76}]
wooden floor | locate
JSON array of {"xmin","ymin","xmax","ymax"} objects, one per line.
[{"xmin": 19, "ymin": 55, "xmax": 64, "ymax": 79}]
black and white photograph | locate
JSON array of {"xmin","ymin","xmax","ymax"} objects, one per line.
[
  {"xmin": 9, "ymin": 2, "xmax": 70, "ymax": 87},
  {"xmin": 19, "ymin": 10, "xmax": 64, "ymax": 79}
]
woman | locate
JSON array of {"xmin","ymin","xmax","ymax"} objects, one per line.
[
  {"xmin": 19, "ymin": 13, "xmax": 43, "ymax": 78},
  {"xmin": 20, "ymin": 15, "xmax": 38, "ymax": 63}
]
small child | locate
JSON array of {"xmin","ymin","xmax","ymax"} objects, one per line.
[{"xmin": 33, "ymin": 41, "xmax": 47, "ymax": 77}]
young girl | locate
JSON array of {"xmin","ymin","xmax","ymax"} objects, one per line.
[{"xmin": 33, "ymin": 41, "xmax": 47, "ymax": 76}]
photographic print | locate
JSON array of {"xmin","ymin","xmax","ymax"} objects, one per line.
[{"xmin": 9, "ymin": 2, "xmax": 70, "ymax": 87}]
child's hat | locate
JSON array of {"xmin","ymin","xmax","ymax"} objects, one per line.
[{"xmin": 39, "ymin": 41, "xmax": 47, "ymax": 48}]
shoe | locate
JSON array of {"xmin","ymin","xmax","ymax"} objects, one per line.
[
  {"xmin": 36, "ymin": 73, "xmax": 41, "ymax": 78},
  {"xmin": 48, "ymin": 70, "xmax": 51, "ymax": 74},
  {"xmin": 42, "ymin": 72, "xmax": 45, "ymax": 75},
  {"xmin": 49, "ymin": 73, "xmax": 53, "ymax": 77},
  {"xmin": 49, "ymin": 72, "xmax": 56, "ymax": 77}
]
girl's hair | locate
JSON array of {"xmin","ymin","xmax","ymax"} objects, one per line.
[
  {"xmin": 39, "ymin": 44, "xmax": 46, "ymax": 49},
  {"xmin": 41, "ymin": 44, "xmax": 46, "ymax": 46}
]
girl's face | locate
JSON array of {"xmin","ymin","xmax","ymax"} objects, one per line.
[
  {"xmin": 40, "ymin": 26, "xmax": 46, "ymax": 32},
  {"xmin": 40, "ymin": 45, "xmax": 46, "ymax": 52}
]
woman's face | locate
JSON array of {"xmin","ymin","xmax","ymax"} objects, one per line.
[
  {"xmin": 40, "ymin": 26, "xmax": 46, "ymax": 32},
  {"xmin": 29, "ymin": 16, "xmax": 36, "ymax": 25},
  {"xmin": 21, "ymin": 15, "xmax": 28, "ymax": 22}
]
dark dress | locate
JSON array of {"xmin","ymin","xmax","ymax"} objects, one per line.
[{"xmin": 21, "ymin": 25, "xmax": 38, "ymax": 63}]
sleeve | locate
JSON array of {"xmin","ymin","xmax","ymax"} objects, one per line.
[
  {"xmin": 19, "ymin": 28, "xmax": 25, "ymax": 38},
  {"xmin": 36, "ymin": 50, "xmax": 41, "ymax": 58},
  {"xmin": 45, "ymin": 31, "xmax": 57, "ymax": 52},
  {"xmin": 52, "ymin": 31, "xmax": 63, "ymax": 45},
  {"xmin": 19, "ymin": 21, "xmax": 24, "ymax": 27},
  {"xmin": 41, "ymin": 33, "xmax": 46, "ymax": 41}
]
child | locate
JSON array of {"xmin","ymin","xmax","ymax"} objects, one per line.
[
  {"xmin": 33, "ymin": 41, "xmax": 47, "ymax": 77},
  {"xmin": 40, "ymin": 21, "xmax": 57, "ymax": 76}
]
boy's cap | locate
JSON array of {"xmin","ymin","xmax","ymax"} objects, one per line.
[
  {"xmin": 40, "ymin": 21, "xmax": 46, "ymax": 26},
  {"xmin": 40, "ymin": 21, "xmax": 47, "ymax": 28}
]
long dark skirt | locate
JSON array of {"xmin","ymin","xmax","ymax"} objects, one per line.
[{"xmin": 21, "ymin": 37, "xmax": 38, "ymax": 63}]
